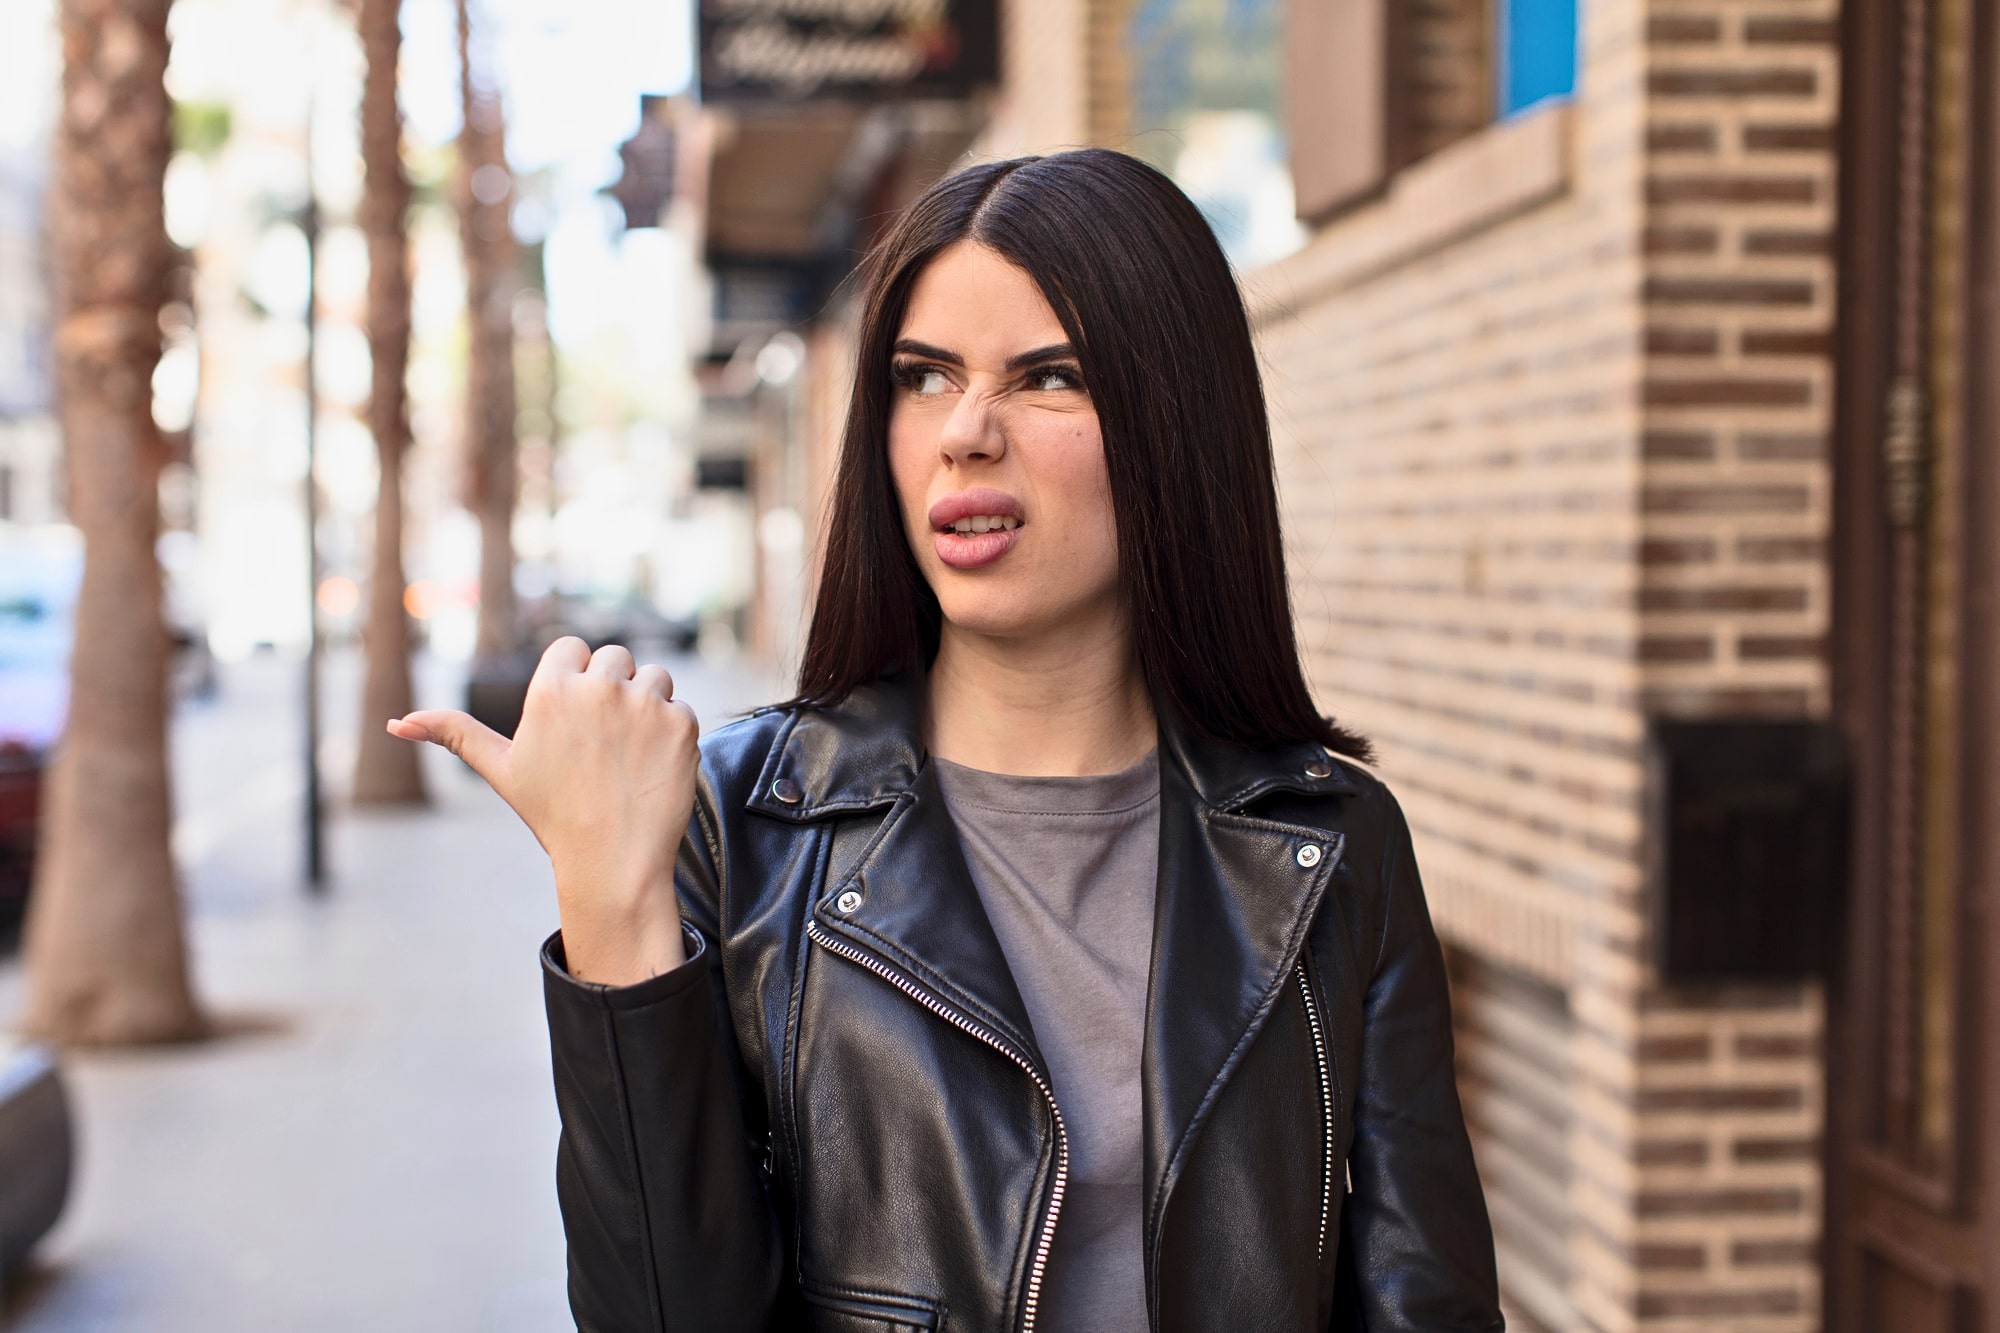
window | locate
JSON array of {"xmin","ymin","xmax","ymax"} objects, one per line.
[
  {"xmin": 1498, "ymin": 0, "xmax": 1577, "ymax": 117},
  {"xmin": 1284, "ymin": 0, "xmax": 1577, "ymax": 223},
  {"xmin": 1125, "ymin": 0, "xmax": 1306, "ymax": 269}
]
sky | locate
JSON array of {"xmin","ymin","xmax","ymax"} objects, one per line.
[
  {"xmin": 409, "ymin": 0, "xmax": 692, "ymax": 176},
  {"xmin": 417, "ymin": 0, "xmax": 697, "ymax": 351},
  {"xmin": 2, "ymin": 0, "xmax": 697, "ymax": 354},
  {"xmin": 0, "ymin": 0, "xmax": 59, "ymax": 159}
]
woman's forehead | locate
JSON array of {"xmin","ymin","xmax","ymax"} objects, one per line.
[{"xmin": 898, "ymin": 243, "xmax": 1067, "ymax": 353}]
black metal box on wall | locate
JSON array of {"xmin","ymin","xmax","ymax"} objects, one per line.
[{"xmin": 1645, "ymin": 719, "xmax": 1849, "ymax": 982}]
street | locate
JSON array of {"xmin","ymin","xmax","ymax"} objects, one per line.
[{"xmin": 0, "ymin": 644, "xmax": 782, "ymax": 1332}]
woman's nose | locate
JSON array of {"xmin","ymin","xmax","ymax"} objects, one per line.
[{"xmin": 937, "ymin": 388, "xmax": 1005, "ymax": 466}]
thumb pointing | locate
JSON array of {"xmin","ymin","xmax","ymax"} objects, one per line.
[{"xmin": 388, "ymin": 709, "xmax": 511, "ymax": 789}]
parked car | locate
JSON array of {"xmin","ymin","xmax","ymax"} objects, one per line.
[
  {"xmin": 0, "ymin": 1040, "xmax": 74, "ymax": 1278},
  {"xmin": 0, "ymin": 525, "xmax": 82, "ymax": 938},
  {"xmin": 466, "ymin": 593, "xmax": 701, "ymax": 738},
  {"xmin": 158, "ymin": 527, "xmax": 216, "ymax": 700}
]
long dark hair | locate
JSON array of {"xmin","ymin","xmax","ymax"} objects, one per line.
[{"xmin": 793, "ymin": 148, "xmax": 1369, "ymax": 761}]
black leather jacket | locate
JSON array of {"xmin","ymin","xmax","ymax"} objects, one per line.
[{"xmin": 540, "ymin": 680, "xmax": 1503, "ymax": 1332}]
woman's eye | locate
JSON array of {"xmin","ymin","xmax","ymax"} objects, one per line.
[
  {"xmin": 1031, "ymin": 367, "xmax": 1084, "ymax": 392},
  {"xmin": 895, "ymin": 364, "xmax": 952, "ymax": 396}
]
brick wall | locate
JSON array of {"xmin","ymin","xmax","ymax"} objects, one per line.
[
  {"xmin": 1251, "ymin": 0, "xmax": 1652, "ymax": 1302},
  {"xmin": 1628, "ymin": 988, "xmax": 1825, "ymax": 1327},
  {"xmin": 1249, "ymin": 0, "xmax": 1839, "ymax": 1327},
  {"xmin": 1624, "ymin": 3, "xmax": 1839, "ymax": 1325},
  {"xmin": 1251, "ymin": 88, "xmax": 1645, "ymax": 994},
  {"xmin": 1451, "ymin": 950, "xmax": 1579, "ymax": 1330},
  {"xmin": 1639, "ymin": 0, "xmax": 1838, "ymax": 719}
]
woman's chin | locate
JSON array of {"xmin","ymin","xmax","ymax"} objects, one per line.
[
  {"xmin": 932, "ymin": 589, "xmax": 1113, "ymax": 649},
  {"xmin": 932, "ymin": 591, "xmax": 1048, "ymax": 643}
]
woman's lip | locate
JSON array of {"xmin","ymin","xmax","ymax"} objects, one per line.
[
  {"xmin": 934, "ymin": 525, "xmax": 1020, "ymax": 570},
  {"xmin": 929, "ymin": 487, "xmax": 1024, "ymax": 530}
]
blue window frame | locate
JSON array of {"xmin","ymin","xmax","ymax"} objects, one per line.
[{"xmin": 1498, "ymin": 0, "xmax": 1578, "ymax": 117}]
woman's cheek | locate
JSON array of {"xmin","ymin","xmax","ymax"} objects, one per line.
[
  {"xmin": 1073, "ymin": 442, "xmax": 1117, "ymax": 555},
  {"xmin": 886, "ymin": 427, "xmax": 936, "ymax": 546}
]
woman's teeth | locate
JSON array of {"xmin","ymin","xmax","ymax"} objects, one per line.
[{"xmin": 946, "ymin": 516, "xmax": 1020, "ymax": 534}]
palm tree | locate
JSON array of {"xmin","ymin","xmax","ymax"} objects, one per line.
[
  {"xmin": 23, "ymin": 0, "xmax": 205, "ymax": 1044},
  {"xmin": 456, "ymin": 0, "xmax": 519, "ymax": 660},
  {"xmin": 350, "ymin": 0, "xmax": 427, "ymax": 803}
]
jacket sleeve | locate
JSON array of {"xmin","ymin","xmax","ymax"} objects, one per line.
[
  {"xmin": 540, "ymin": 785, "xmax": 783, "ymax": 1333},
  {"xmin": 1339, "ymin": 790, "xmax": 1505, "ymax": 1331}
]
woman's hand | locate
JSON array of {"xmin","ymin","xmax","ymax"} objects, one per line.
[{"xmin": 386, "ymin": 636, "xmax": 698, "ymax": 985}]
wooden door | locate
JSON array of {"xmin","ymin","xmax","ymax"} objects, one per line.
[{"xmin": 1827, "ymin": 0, "xmax": 2000, "ymax": 1326}]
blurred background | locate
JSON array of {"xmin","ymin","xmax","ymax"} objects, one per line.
[{"xmin": 0, "ymin": 0, "xmax": 1993, "ymax": 1327}]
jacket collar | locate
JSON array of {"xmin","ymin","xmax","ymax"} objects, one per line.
[
  {"xmin": 750, "ymin": 676, "xmax": 1358, "ymax": 1282},
  {"xmin": 744, "ymin": 676, "xmax": 1358, "ymax": 823}
]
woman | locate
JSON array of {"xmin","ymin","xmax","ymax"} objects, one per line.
[{"xmin": 391, "ymin": 149, "xmax": 1502, "ymax": 1332}]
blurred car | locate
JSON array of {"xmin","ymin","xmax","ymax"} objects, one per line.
[
  {"xmin": 543, "ymin": 591, "xmax": 699, "ymax": 655},
  {"xmin": 0, "ymin": 1039, "xmax": 73, "ymax": 1277},
  {"xmin": 0, "ymin": 524, "xmax": 82, "ymax": 937},
  {"xmin": 157, "ymin": 527, "xmax": 217, "ymax": 700},
  {"xmin": 463, "ymin": 592, "xmax": 703, "ymax": 739}
]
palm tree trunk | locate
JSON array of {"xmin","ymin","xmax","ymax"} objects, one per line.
[
  {"xmin": 351, "ymin": 0, "xmax": 427, "ymax": 804},
  {"xmin": 23, "ymin": 0, "xmax": 205, "ymax": 1045},
  {"xmin": 456, "ymin": 0, "xmax": 519, "ymax": 660}
]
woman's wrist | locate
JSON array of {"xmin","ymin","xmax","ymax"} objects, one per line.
[{"xmin": 556, "ymin": 878, "xmax": 687, "ymax": 985}]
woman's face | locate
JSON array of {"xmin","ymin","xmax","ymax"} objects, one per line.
[{"xmin": 887, "ymin": 242, "xmax": 1120, "ymax": 645}]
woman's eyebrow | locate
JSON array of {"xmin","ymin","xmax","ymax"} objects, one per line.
[
  {"xmin": 1004, "ymin": 343, "xmax": 1078, "ymax": 371},
  {"xmin": 890, "ymin": 339, "xmax": 1078, "ymax": 371},
  {"xmin": 892, "ymin": 338, "xmax": 961, "ymax": 364}
]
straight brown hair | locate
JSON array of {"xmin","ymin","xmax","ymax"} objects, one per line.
[{"xmin": 792, "ymin": 148, "xmax": 1369, "ymax": 761}]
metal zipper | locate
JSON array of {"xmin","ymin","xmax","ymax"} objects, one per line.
[
  {"xmin": 1296, "ymin": 958, "xmax": 1335, "ymax": 1259},
  {"xmin": 807, "ymin": 919, "xmax": 1070, "ymax": 1333}
]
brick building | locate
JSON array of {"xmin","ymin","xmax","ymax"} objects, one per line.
[
  {"xmin": 1254, "ymin": 5, "xmax": 1835, "ymax": 1326},
  {"xmin": 1254, "ymin": 1, "xmax": 1995, "ymax": 1327},
  {"xmin": 696, "ymin": 0, "xmax": 1999, "ymax": 1325}
]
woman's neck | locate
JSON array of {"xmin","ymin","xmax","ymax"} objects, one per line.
[{"xmin": 924, "ymin": 618, "xmax": 1157, "ymax": 777}]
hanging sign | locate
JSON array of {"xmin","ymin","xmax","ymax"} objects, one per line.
[{"xmin": 699, "ymin": 0, "xmax": 998, "ymax": 103}]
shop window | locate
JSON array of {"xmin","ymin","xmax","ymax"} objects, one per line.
[
  {"xmin": 1124, "ymin": 0, "xmax": 1307, "ymax": 269},
  {"xmin": 1286, "ymin": 0, "xmax": 1577, "ymax": 223},
  {"xmin": 1498, "ymin": 0, "xmax": 1577, "ymax": 116}
]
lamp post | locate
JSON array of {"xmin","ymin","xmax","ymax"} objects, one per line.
[{"xmin": 301, "ymin": 49, "xmax": 325, "ymax": 892}]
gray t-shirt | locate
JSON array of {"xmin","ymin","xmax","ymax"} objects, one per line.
[{"xmin": 932, "ymin": 750, "xmax": 1160, "ymax": 1333}]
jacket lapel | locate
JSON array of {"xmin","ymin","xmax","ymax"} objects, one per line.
[
  {"xmin": 1140, "ymin": 718, "xmax": 1349, "ymax": 1264},
  {"xmin": 757, "ymin": 679, "xmax": 1041, "ymax": 1061},
  {"xmin": 812, "ymin": 763, "xmax": 1041, "ymax": 1059}
]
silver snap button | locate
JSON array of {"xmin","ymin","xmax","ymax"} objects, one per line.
[
  {"xmin": 771, "ymin": 778, "xmax": 803, "ymax": 804},
  {"xmin": 834, "ymin": 889, "xmax": 863, "ymax": 913},
  {"xmin": 1304, "ymin": 757, "xmax": 1333, "ymax": 779},
  {"xmin": 1295, "ymin": 844, "xmax": 1323, "ymax": 869}
]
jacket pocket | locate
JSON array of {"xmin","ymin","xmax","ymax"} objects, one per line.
[{"xmin": 800, "ymin": 1280, "xmax": 943, "ymax": 1331}]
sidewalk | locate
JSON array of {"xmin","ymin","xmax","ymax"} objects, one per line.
[{"xmin": 1, "ymin": 645, "xmax": 783, "ymax": 1332}]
